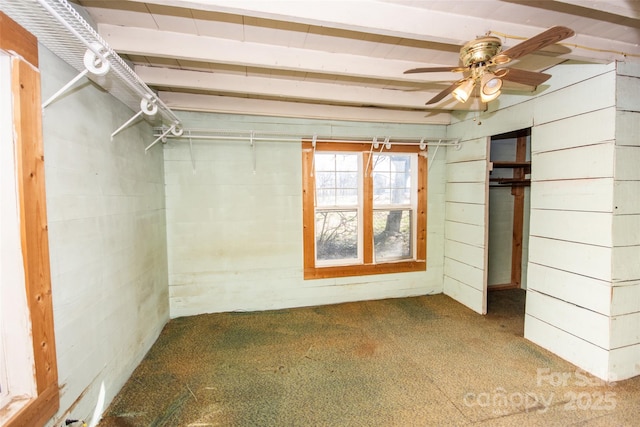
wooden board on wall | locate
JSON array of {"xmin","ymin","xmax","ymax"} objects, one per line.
[
  {"xmin": 530, "ymin": 178, "xmax": 614, "ymax": 213},
  {"xmin": 529, "ymin": 236, "xmax": 613, "ymax": 282},
  {"xmin": 532, "ymin": 108, "xmax": 616, "ymax": 153},
  {"xmin": 527, "ymin": 263, "xmax": 612, "ymax": 315},
  {"xmin": 443, "ymin": 137, "xmax": 488, "ymax": 314}
]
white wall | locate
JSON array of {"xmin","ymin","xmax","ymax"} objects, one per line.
[
  {"xmin": 442, "ymin": 137, "xmax": 489, "ymax": 314},
  {"xmin": 164, "ymin": 112, "xmax": 447, "ymax": 317},
  {"xmin": 609, "ymin": 62, "xmax": 640, "ymax": 380},
  {"xmin": 40, "ymin": 47, "xmax": 169, "ymax": 424},
  {"xmin": 446, "ymin": 60, "xmax": 640, "ymax": 381}
]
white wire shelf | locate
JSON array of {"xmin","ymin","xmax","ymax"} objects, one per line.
[{"xmin": 0, "ymin": 0, "xmax": 181, "ymax": 131}]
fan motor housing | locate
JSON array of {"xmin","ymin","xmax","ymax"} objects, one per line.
[{"xmin": 459, "ymin": 36, "xmax": 502, "ymax": 66}]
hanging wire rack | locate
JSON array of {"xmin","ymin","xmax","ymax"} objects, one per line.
[{"xmin": 0, "ymin": 0, "xmax": 181, "ymax": 131}]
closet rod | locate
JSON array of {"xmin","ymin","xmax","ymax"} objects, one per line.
[{"xmin": 153, "ymin": 128, "xmax": 460, "ymax": 148}]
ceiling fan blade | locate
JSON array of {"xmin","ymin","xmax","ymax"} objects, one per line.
[
  {"xmin": 501, "ymin": 68, "xmax": 551, "ymax": 86},
  {"xmin": 497, "ymin": 26, "xmax": 575, "ymax": 62},
  {"xmin": 404, "ymin": 66, "xmax": 465, "ymax": 74},
  {"xmin": 425, "ymin": 82, "xmax": 460, "ymax": 104}
]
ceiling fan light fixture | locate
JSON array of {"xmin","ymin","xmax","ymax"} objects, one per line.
[
  {"xmin": 480, "ymin": 72, "xmax": 503, "ymax": 102},
  {"xmin": 452, "ymin": 79, "xmax": 476, "ymax": 103}
]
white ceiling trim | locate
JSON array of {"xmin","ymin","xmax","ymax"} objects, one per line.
[
  {"xmin": 127, "ymin": 0, "xmax": 640, "ymax": 62},
  {"xmin": 136, "ymin": 65, "xmax": 468, "ymax": 110},
  {"xmin": 99, "ymin": 23, "xmax": 458, "ymax": 83}
]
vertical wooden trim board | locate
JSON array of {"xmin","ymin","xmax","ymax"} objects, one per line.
[
  {"xmin": 1, "ymin": 11, "xmax": 59, "ymax": 427},
  {"xmin": 510, "ymin": 133, "xmax": 527, "ymax": 287}
]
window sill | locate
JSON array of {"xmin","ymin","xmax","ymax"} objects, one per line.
[{"xmin": 304, "ymin": 260, "xmax": 426, "ymax": 279}]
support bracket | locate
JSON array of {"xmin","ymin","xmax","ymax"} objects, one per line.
[
  {"xmin": 110, "ymin": 96, "xmax": 159, "ymax": 140},
  {"xmin": 42, "ymin": 42, "xmax": 109, "ymax": 109}
]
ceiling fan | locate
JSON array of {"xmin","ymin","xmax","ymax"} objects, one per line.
[{"xmin": 405, "ymin": 26, "xmax": 575, "ymax": 105}]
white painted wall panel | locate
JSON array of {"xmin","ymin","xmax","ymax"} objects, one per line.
[
  {"xmin": 612, "ymin": 246, "xmax": 640, "ymax": 283},
  {"xmin": 527, "ymin": 290, "xmax": 610, "ymax": 349},
  {"xmin": 611, "ymin": 282, "xmax": 640, "ymax": 316},
  {"xmin": 444, "ymin": 257, "xmax": 483, "ymax": 290},
  {"xmin": 443, "ymin": 276, "xmax": 483, "ymax": 313},
  {"xmin": 609, "ymin": 344, "xmax": 640, "ymax": 382},
  {"xmin": 527, "ymin": 263, "xmax": 612, "ymax": 316},
  {"xmin": 165, "ymin": 112, "xmax": 446, "ymax": 317},
  {"xmin": 529, "ymin": 236, "xmax": 612, "ymax": 282},
  {"xmin": 617, "ymin": 61, "xmax": 640, "ymax": 78},
  {"xmin": 530, "ymin": 178, "xmax": 614, "ymax": 213},
  {"xmin": 444, "ymin": 239, "xmax": 485, "ymax": 270},
  {"xmin": 444, "ymin": 183, "xmax": 486, "ymax": 204},
  {"xmin": 532, "ymin": 142, "xmax": 615, "ymax": 181},
  {"xmin": 40, "ymin": 48, "xmax": 169, "ymax": 423},
  {"xmin": 443, "ymin": 138, "xmax": 488, "ymax": 314},
  {"xmin": 529, "ymin": 209, "xmax": 613, "ymax": 247},
  {"xmin": 445, "ymin": 201, "xmax": 485, "ymax": 226},
  {"xmin": 446, "ymin": 138, "xmax": 487, "ymax": 162},
  {"xmin": 444, "ymin": 220, "xmax": 485, "ymax": 247},
  {"xmin": 614, "ymin": 180, "xmax": 640, "ymax": 215},
  {"xmin": 532, "ymin": 108, "xmax": 616, "ymax": 154},
  {"xmin": 525, "ymin": 315, "xmax": 610, "ymax": 380},
  {"xmin": 445, "ymin": 159, "xmax": 487, "ymax": 182},
  {"xmin": 448, "ymin": 60, "xmax": 634, "ymax": 381},
  {"xmin": 615, "ymin": 146, "xmax": 640, "ymax": 180},
  {"xmin": 616, "ymin": 111, "xmax": 640, "ymax": 146},
  {"xmin": 533, "ymin": 72, "xmax": 616, "ymax": 125},
  {"xmin": 611, "ymin": 311, "xmax": 640, "ymax": 349},
  {"xmin": 617, "ymin": 75, "xmax": 640, "ymax": 111}
]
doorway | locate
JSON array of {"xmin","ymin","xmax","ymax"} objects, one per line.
[{"xmin": 487, "ymin": 129, "xmax": 531, "ymax": 295}]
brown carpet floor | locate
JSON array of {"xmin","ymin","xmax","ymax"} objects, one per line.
[{"xmin": 98, "ymin": 290, "xmax": 640, "ymax": 426}]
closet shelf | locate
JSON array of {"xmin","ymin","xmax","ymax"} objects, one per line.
[{"xmin": 1, "ymin": 0, "xmax": 181, "ymax": 131}]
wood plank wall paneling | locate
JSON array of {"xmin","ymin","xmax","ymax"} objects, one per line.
[
  {"xmin": 530, "ymin": 178, "xmax": 615, "ymax": 212},
  {"xmin": 616, "ymin": 111, "xmax": 640, "ymax": 146},
  {"xmin": 526, "ymin": 63, "xmax": 640, "ymax": 381},
  {"xmin": 443, "ymin": 137, "xmax": 489, "ymax": 314},
  {"xmin": 524, "ymin": 314, "xmax": 610, "ymax": 380},
  {"xmin": 532, "ymin": 142, "xmax": 615, "ymax": 181},
  {"xmin": 608, "ymin": 63, "xmax": 640, "ymax": 380},
  {"xmin": 527, "ymin": 291, "xmax": 610, "ymax": 349},
  {"xmin": 533, "ymin": 72, "xmax": 616, "ymax": 124},
  {"xmin": 527, "ymin": 263, "xmax": 612, "ymax": 315},
  {"xmin": 532, "ymin": 108, "xmax": 616, "ymax": 154},
  {"xmin": 522, "ymin": 67, "xmax": 619, "ymax": 378}
]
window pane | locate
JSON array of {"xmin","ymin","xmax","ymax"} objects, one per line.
[
  {"xmin": 336, "ymin": 171, "xmax": 358, "ymax": 188},
  {"xmin": 373, "ymin": 154, "xmax": 412, "ymax": 206},
  {"xmin": 336, "ymin": 189, "xmax": 358, "ymax": 205},
  {"xmin": 315, "ymin": 171, "xmax": 335, "ymax": 189},
  {"xmin": 315, "ymin": 153, "xmax": 336, "ymax": 171},
  {"xmin": 373, "ymin": 210, "xmax": 412, "ymax": 261},
  {"xmin": 315, "ymin": 210, "xmax": 358, "ymax": 261},
  {"xmin": 315, "ymin": 153, "xmax": 359, "ymax": 208},
  {"xmin": 316, "ymin": 189, "xmax": 335, "ymax": 206},
  {"xmin": 336, "ymin": 154, "xmax": 358, "ymax": 170}
]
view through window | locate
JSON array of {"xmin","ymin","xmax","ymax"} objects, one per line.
[{"xmin": 302, "ymin": 141, "xmax": 427, "ymax": 279}]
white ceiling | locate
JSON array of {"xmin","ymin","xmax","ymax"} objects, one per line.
[{"xmin": 74, "ymin": 0, "xmax": 640, "ymax": 124}]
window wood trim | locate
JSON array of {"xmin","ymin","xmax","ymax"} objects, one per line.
[
  {"xmin": 1, "ymin": 11, "xmax": 59, "ymax": 427},
  {"xmin": 302, "ymin": 141, "xmax": 427, "ymax": 279}
]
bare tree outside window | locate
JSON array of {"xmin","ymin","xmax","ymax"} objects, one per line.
[
  {"xmin": 314, "ymin": 153, "xmax": 360, "ymax": 263},
  {"xmin": 372, "ymin": 154, "xmax": 414, "ymax": 261}
]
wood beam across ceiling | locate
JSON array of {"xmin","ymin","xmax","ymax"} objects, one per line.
[{"xmin": 126, "ymin": 0, "xmax": 640, "ymax": 63}]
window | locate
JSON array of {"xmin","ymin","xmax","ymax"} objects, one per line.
[{"xmin": 302, "ymin": 141, "xmax": 427, "ymax": 279}]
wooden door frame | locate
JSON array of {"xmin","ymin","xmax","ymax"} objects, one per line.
[
  {"xmin": 1, "ymin": 11, "xmax": 59, "ymax": 427},
  {"xmin": 488, "ymin": 128, "xmax": 530, "ymax": 292}
]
